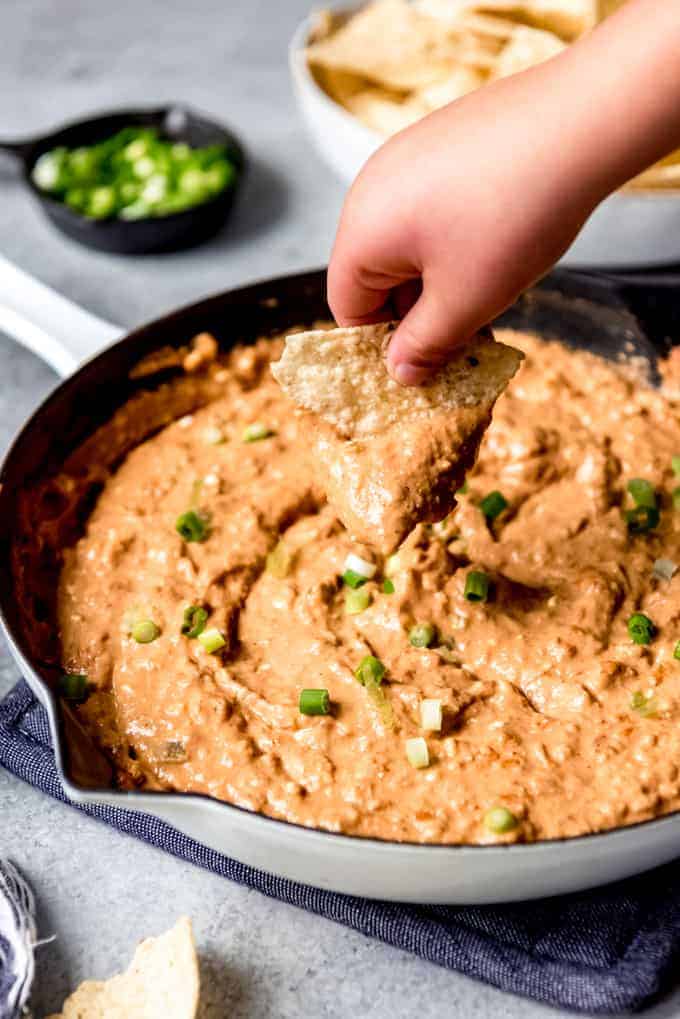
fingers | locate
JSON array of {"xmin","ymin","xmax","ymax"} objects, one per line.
[{"xmin": 386, "ymin": 283, "xmax": 485, "ymax": 385}]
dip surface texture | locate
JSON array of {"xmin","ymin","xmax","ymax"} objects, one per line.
[{"xmin": 56, "ymin": 330, "xmax": 680, "ymax": 844}]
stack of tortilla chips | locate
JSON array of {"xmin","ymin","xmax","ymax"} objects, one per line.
[{"xmin": 306, "ymin": 0, "xmax": 680, "ymax": 188}]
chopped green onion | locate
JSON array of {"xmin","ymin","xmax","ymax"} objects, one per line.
[
  {"xmin": 484, "ymin": 806, "xmax": 518, "ymax": 834},
  {"xmin": 455, "ymin": 480, "xmax": 469, "ymax": 496},
  {"xmin": 672, "ymin": 456, "xmax": 680, "ymax": 476},
  {"xmin": 354, "ymin": 655, "xmax": 386, "ymax": 687},
  {"xmin": 431, "ymin": 517, "xmax": 453, "ymax": 538},
  {"xmin": 242, "ymin": 423, "xmax": 273, "ymax": 443},
  {"xmin": 385, "ymin": 554, "xmax": 401, "ymax": 575},
  {"xmin": 175, "ymin": 509, "xmax": 208, "ymax": 542},
  {"xmin": 181, "ymin": 605, "xmax": 208, "ymax": 639},
  {"xmin": 627, "ymin": 612, "xmax": 655, "ymax": 645},
  {"xmin": 653, "ymin": 558, "xmax": 677, "ymax": 582},
  {"xmin": 346, "ymin": 587, "xmax": 372, "ymax": 614},
  {"xmin": 627, "ymin": 478, "xmax": 657, "ymax": 509},
  {"xmin": 342, "ymin": 568, "xmax": 367, "ymax": 589},
  {"xmin": 625, "ymin": 505, "xmax": 659, "ymax": 533},
  {"xmin": 382, "ymin": 578, "xmax": 395, "ymax": 594},
  {"xmin": 464, "ymin": 571, "xmax": 490, "ymax": 602},
  {"xmin": 409, "ymin": 623, "xmax": 436, "ymax": 648},
  {"xmin": 673, "ymin": 487, "xmax": 680, "ymax": 511},
  {"xmin": 631, "ymin": 691, "xmax": 657, "ymax": 718},
  {"xmin": 299, "ymin": 688, "xmax": 331, "ymax": 716},
  {"xmin": 59, "ymin": 673, "xmax": 89, "ymax": 703},
  {"xmin": 343, "ymin": 552, "xmax": 376, "ymax": 580},
  {"xmin": 420, "ymin": 698, "xmax": 443, "ymax": 732},
  {"xmin": 202, "ymin": 424, "xmax": 225, "ymax": 445},
  {"xmin": 674, "ymin": 640, "xmax": 680, "ymax": 661},
  {"xmin": 198, "ymin": 627, "xmax": 226, "ymax": 654},
  {"xmin": 161, "ymin": 740, "xmax": 188, "ymax": 763},
  {"xmin": 266, "ymin": 540, "xmax": 292, "ymax": 579},
  {"xmin": 131, "ymin": 619, "xmax": 160, "ymax": 644},
  {"xmin": 87, "ymin": 185, "xmax": 117, "ymax": 219},
  {"xmin": 405, "ymin": 737, "xmax": 430, "ymax": 769},
  {"xmin": 479, "ymin": 490, "xmax": 508, "ymax": 521}
]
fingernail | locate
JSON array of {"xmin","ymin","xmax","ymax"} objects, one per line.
[{"xmin": 390, "ymin": 361, "xmax": 430, "ymax": 386}]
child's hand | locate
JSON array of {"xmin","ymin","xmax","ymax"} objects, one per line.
[{"xmin": 327, "ymin": 0, "xmax": 680, "ymax": 385}]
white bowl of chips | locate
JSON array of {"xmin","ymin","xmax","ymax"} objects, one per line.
[{"xmin": 290, "ymin": 0, "xmax": 680, "ymax": 269}]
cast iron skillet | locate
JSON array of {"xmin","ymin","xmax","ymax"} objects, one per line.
[
  {"xmin": 0, "ymin": 105, "xmax": 245, "ymax": 253},
  {"xmin": 1, "ymin": 264, "xmax": 680, "ymax": 904}
]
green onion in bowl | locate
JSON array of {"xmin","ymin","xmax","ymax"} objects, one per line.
[{"xmin": 31, "ymin": 127, "xmax": 238, "ymax": 222}]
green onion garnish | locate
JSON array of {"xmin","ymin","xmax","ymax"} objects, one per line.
[
  {"xmin": 420, "ymin": 698, "xmax": 443, "ymax": 731},
  {"xmin": 479, "ymin": 490, "xmax": 508, "ymax": 521},
  {"xmin": 202, "ymin": 425, "xmax": 225, "ymax": 446},
  {"xmin": 674, "ymin": 640, "xmax": 680, "ymax": 661},
  {"xmin": 354, "ymin": 655, "xmax": 386, "ymax": 687},
  {"xmin": 161, "ymin": 740, "xmax": 188, "ymax": 763},
  {"xmin": 345, "ymin": 588, "xmax": 372, "ymax": 614},
  {"xmin": 625, "ymin": 505, "xmax": 660, "ymax": 533},
  {"xmin": 266, "ymin": 540, "xmax": 292, "ymax": 579},
  {"xmin": 299, "ymin": 688, "xmax": 331, "ymax": 716},
  {"xmin": 672, "ymin": 456, "xmax": 680, "ymax": 476},
  {"xmin": 627, "ymin": 612, "xmax": 655, "ymax": 645},
  {"xmin": 630, "ymin": 690, "xmax": 657, "ymax": 717},
  {"xmin": 627, "ymin": 478, "xmax": 657, "ymax": 509},
  {"xmin": 198, "ymin": 627, "xmax": 226, "ymax": 654},
  {"xmin": 382, "ymin": 578, "xmax": 395, "ymax": 594},
  {"xmin": 484, "ymin": 806, "xmax": 518, "ymax": 834},
  {"xmin": 342, "ymin": 569, "xmax": 367, "ymax": 589},
  {"xmin": 455, "ymin": 481, "xmax": 469, "ymax": 496},
  {"xmin": 409, "ymin": 623, "xmax": 436, "ymax": 648},
  {"xmin": 242, "ymin": 423, "xmax": 273, "ymax": 443},
  {"xmin": 181, "ymin": 605, "xmax": 208, "ymax": 639},
  {"xmin": 673, "ymin": 487, "xmax": 680, "ymax": 511},
  {"xmin": 30, "ymin": 127, "xmax": 237, "ymax": 221},
  {"xmin": 176, "ymin": 509, "xmax": 208, "ymax": 542},
  {"xmin": 59, "ymin": 673, "xmax": 89, "ymax": 703},
  {"xmin": 131, "ymin": 619, "xmax": 160, "ymax": 644},
  {"xmin": 464, "ymin": 571, "xmax": 490, "ymax": 602},
  {"xmin": 405, "ymin": 737, "xmax": 430, "ymax": 769}
]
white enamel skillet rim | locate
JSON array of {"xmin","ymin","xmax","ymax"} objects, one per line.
[{"xmin": 1, "ymin": 255, "xmax": 680, "ymax": 905}]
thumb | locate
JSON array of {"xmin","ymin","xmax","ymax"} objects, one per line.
[{"xmin": 386, "ymin": 285, "xmax": 489, "ymax": 386}]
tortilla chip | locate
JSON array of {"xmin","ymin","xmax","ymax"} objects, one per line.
[
  {"xmin": 272, "ymin": 324, "xmax": 522, "ymax": 551},
  {"xmin": 416, "ymin": 65, "xmax": 487, "ymax": 109},
  {"xmin": 416, "ymin": 0, "xmax": 595, "ymax": 39},
  {"xmin": 344, "ymin": 88, "xmax": 429, "ymax": 135},
  {"xmin": 306, "ymin": 0, "xmax": 462, "ymax": 91},
  {"xmin": 311, "ymin": 65, "xmax": 370, "ymax": 107},
  {"xmin": 476, "ymin": 0, "xmax": 595, "ymax": 39},
  {"xmin": 490, "ymin": 23, "xmax": 565, "ymax": 78},
  {"xmin": 630, "ymin": 152, "xmax": 680, "ymax": 190},
  {"xmin": 46, "ymin": 917, "xmax": 199, "ymax": 1019}
]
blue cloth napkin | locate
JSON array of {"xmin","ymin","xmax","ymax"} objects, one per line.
[{"xmin": 2, "ymin": 679, "xmax": 680, "ymax": 1015}]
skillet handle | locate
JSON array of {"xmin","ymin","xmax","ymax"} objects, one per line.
[{"xmin": 0, "ymin": 254, "xmax": 122, "ymax": 376}]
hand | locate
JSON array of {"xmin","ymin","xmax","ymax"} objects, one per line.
[{"xmin": 327, "ymin": 0, "xmax": 680, "ymax": 385}]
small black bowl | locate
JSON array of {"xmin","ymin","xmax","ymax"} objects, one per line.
[{"xmin": 0, "ymin": 104, "xmax": 246, "ymax": 254}]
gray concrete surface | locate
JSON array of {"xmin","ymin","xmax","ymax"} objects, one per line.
[{"xmin": 1, "ymin": 2, "xmax": 680, "ymax": 1017}]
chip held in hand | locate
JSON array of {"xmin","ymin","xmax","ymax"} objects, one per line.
[{"xmin": 271, "ymin": 322, "xmax": 522, "ymax": 552}]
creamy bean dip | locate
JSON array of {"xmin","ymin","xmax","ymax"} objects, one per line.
[{"xmin": 23, "ymin": 327, "xmax": 680, "ymax": 844}]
